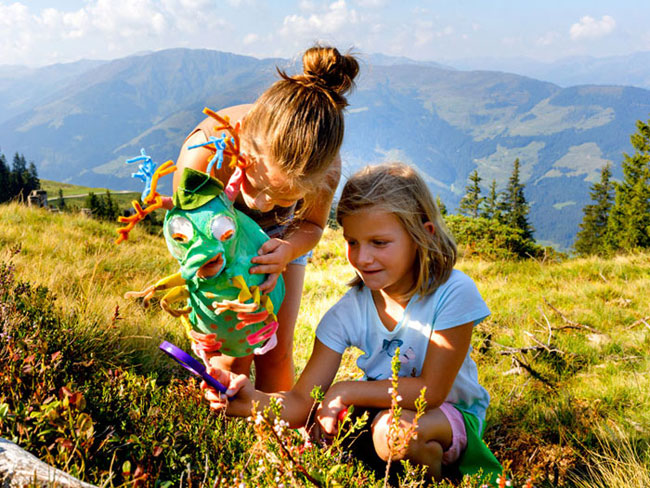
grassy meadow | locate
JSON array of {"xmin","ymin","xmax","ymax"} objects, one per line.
[
  {"xmin": 40, "ymin": 179, "xmax": 146, "ymax": 211},
  {"xmin": 0, "ymin": 202, "xmax": 649, "ymax": 487}
]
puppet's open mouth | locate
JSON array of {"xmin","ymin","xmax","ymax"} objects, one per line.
[{"xmin": 197, "ymin": 253, "xmax": 224, "ymax": 279}]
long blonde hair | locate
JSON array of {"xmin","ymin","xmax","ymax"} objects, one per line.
[
  {"xmin": 336, "ymin": 162, "xmax": 457, "ymax": 300},
  {"xmin": 242, "ymin": 45, "xmax": 359, "ymax": 192}
]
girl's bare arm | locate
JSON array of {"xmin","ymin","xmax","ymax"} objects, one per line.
[
  {"xmin": 318, "ymin": 322, "xmax": 474, "ymax": 434},
  {"xmin": 205, "ymin": 339, "xmax": 343, "ymax": 428}
]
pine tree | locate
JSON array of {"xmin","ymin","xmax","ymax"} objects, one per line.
[
  {"xmin": 58, "ymin": 188, "xmax": 66, "ymax": 210},
  {"xmin": 606, "ymin": 118, "xmax": 650, "ymax": 250},
  {"xmin": 103, "ymin": 190, "xmax": 119, "ymax": 220},
  {"xmin": 481, "ymin": 179, "xmax": 500, "ymax": 220},
  {"xmin": 0, "ymin": 152, "xmax": 9, "ymax": 204},
  {"xmin": 86, "ymin": 192, "xmax": 101, "ymax": 216},
  {"xmin": 499, "ymin": 158, "xmax": 534, "ymax": 241},
  {"xmin": 10, "ymin": 153, "xmax": 28, "ymax": 201},
  {"xmin": 458, "ymin": 170, "xmax": 484, "ymax": 218},
  {"xmin": 26, "ymin": 162, "xmax": 40, "ymax": 195},
  {"xmin": 574, "ymin": 164, "xmax": 614, "ymax": 255}
]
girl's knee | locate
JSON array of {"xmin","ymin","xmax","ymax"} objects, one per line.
[
  {"xmin": 370, "ymin": 410, "xmax": 444, "ymax": 470},
  {"xmin": 371, "ymin": 410, "xmax": 409, "ymax": 462}
]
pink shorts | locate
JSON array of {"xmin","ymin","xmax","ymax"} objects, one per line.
[{"xmin": 438, "ymin": 402, "xmax": 467, "ymax": 465}]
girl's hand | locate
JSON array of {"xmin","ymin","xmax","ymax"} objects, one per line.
[
  {"xmin": 250, "ymin": 238, "xmax": 294, "ymax": 292},
  {"xmin": 316, "ymin": 388, "xmax": 349, "ymax": 436},
  {"xmin": 201, "ymin": 366, "xmax": 254, "ymax": 417}
]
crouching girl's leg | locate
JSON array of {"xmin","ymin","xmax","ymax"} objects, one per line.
[{"xmin": 371, "ymin": 406, "xmax": 458, "ymax": 481}]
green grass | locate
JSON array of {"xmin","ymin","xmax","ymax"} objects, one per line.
[
  {"xmin": 40, "ymin": 179, "xmax": 143, "ymax": 209},
  {"xmin": 1, "ymin": 202, "xmax": 649, "ymax": 487}
]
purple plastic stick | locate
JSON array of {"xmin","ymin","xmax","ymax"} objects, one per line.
[{"xmin": 159, "ymin": 341, "xmax": 229, "ymax": 394}]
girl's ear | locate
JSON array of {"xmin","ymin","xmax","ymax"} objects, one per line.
[{"xmin": 423, "ymin": 221, "xmax": 436, "ymax": 235}]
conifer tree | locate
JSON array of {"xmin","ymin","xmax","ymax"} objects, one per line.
[
  {"xmin": 10, "ymin": 153, "xmax": 28, "ymax": 200},
  {"xmin": 499, "ymin": 158, "xmax": 534, "ymax": 241},
  {"xmin": 58, "ymin": 188, "xmax": 66, "ymax": 210},
  {"xmin": 103, "ymin": 190, "xmax": 119, "ymax": 220},
  {"xmin": 574, "ymin": 164, "xmax": 614, "ymax": 255},
  {"xmin": 86, "ymin": 192, "xmax": 101, "ymax": 216},
  {"xmin": 0, "ymin": 153, "xmax": 9, "ymax": 204},
  {"xmin": 458, "ymin": 170, "xmax": 484, "ymax": 218},
  {"xmin": 26, "ymin": 162, "xmax": 40, "ymax": 195},
  {"xmin": 481, "ymin": 179, "xmax": 500, "ymax": 220},
  {"xmin": 606, "ymin": 118, "xmax": 650, "ymax": 250}
]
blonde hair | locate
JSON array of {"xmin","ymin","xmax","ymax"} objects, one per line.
[
  {"xmin": 242, "ymin": 45, "xmax": 359, "ymax": 191},
  {"xmin": 336, "ymin": 162, "xmax": 457, "ymax": 300}
]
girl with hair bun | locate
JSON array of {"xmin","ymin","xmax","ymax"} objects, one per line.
[{"xmin": 173, "ymin": 45, "xmax": 360, "ymax": 393}]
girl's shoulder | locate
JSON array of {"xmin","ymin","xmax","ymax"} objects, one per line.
[
  {"xmin": 215, "ymin": 104, "xmax": 253, "ymax": 126},
  {"xmin": 321, "ymin": 285, "xmax": 372, "ymax": 323},
  {"xmin": 414, "ymin": 269, "xmax": 489, "ymax": 330},
  {"xmin": 416, "ymin": 269, "xmax": 485, "ymax": 312},
  {"xmin": 192, "ymin": 104, "xmax": 253, "ymax": 139},
  {"xmin": 433, "ymin": 269, "xmax": 478, "ymax": 295}
]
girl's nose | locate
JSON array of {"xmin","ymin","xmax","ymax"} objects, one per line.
[
  {"xmin": 255, "ymin": 193, "xmax": 274, "ymax": 212},
  {"xmin": 356, "ymin": 245, "xmax": 374, "ymax": 265}
]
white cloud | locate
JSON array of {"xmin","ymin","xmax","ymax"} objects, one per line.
[
  {"xmin": 298, "ymin": 0, "xmax": 317, "ymax": 9},
  {"xmin": 0, "ymin": 2, "xmax": 29, "ymax": 27},
  {"xmin": 0, "ymin": 0, "xmax": 232, "ymax": 65},
  {"xmin": 354, "ymin": 0, "xmax": 388, "ymax": 7},
  {"xmin": 243, "ymin": 33, "xmax": 259, "ymax": 45},
  {"xmin": 537, "ymin": 31, "xmax": 560, "ymax": 47},
  {"xmin": 411, "ymin": 19, "xmax": 453, "ymax": 47},
  {"xmin": 280, "ymin": 0, "xmax": 358, "ymax": 37},
  {"xmin": 569, "ymin": 15, "xmax": 616, "ymax": 40}
]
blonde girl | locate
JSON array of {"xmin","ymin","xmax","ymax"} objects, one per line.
[
  {"xmin": 203, "ymin": 162, "xmax": 501, "ymax": 483},
  {"xmin": 173, "ymin": 46, "xmax": 359, "ymax": 393}
]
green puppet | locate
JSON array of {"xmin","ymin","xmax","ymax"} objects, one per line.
[{"xmin": 120, "ymin": 109, "xmax": 285, "ymax": 361}]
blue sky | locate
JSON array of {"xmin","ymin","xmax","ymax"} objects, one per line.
[{"xmin": 1, "ymin": 0, "xmax": 649, "ymax": 67}]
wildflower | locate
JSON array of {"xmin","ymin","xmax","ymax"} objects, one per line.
[
  {"xmin": 388, "ymin": 387, "xmax": 394, "ymax": 394},
  {"xmin": 396, "ymin": 395, "xmax": 403, "ymax": 402}
]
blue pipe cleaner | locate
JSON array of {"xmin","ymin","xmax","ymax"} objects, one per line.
[
  {"xmin": 126, "ymin": 148, "xmax": 157, "ymax": 201},
  {"xmin": 188, "ymin": 133, "xmax": 230, "ymax": 174}
]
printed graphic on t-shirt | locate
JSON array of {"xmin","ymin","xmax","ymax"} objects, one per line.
[{"xmin": 380, "ymin": 339, "xmax": 416, "ymax": 375}]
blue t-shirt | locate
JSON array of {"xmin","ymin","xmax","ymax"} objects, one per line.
[{"xmin": 316, "ymin": 269, "xmax": 491, "ymax": 428}]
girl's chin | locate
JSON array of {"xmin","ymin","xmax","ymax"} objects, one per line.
[
  {"xmin": 241, "ymin": 191, "xmax": 272, "ymax": 212},
  {"xmin": 360, "ymin": 275, "xmax": 386, "ymax": 290}
]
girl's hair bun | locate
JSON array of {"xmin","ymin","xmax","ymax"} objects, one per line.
[
  {"xmin": 284, "ymin": 45, "xmax": 359, "ymax": 108},
  {"xmin": 302, "ymin": 46, "xmax": 359, "ymax": 95}
]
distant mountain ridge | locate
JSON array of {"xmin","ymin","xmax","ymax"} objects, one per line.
[
  {"xmin": 447, "ymin": 51, "xmax": 650, "ymax": 90},
  {"xmin": 2, "ymin": 48, "xmax": 649, "ymax": 250}
]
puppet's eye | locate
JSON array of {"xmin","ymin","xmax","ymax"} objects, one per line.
[
  {"xmin": 167, "ymin": 216, "xmax": 193, "ymax": 243},
  {"xmin": 210, "ymin": 215, "xmax": 235, "ymax": 241}
]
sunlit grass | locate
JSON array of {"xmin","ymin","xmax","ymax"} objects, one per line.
[
  {"xmin": 0, "ymin": 202, "xmax": 181, "ymax": 372},
  {"xmin": 1, "ymin": 202, "xmax": 649, "ymax": 486}
]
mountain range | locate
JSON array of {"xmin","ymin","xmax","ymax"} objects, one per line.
[{"xmin": 2, "ymin": 48, "xmax": 650, "ymax": 250}]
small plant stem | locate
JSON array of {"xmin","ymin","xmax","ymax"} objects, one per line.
[{"xmin": 262, "ymin": 417, "xmax": 323, "ymax": 487}]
